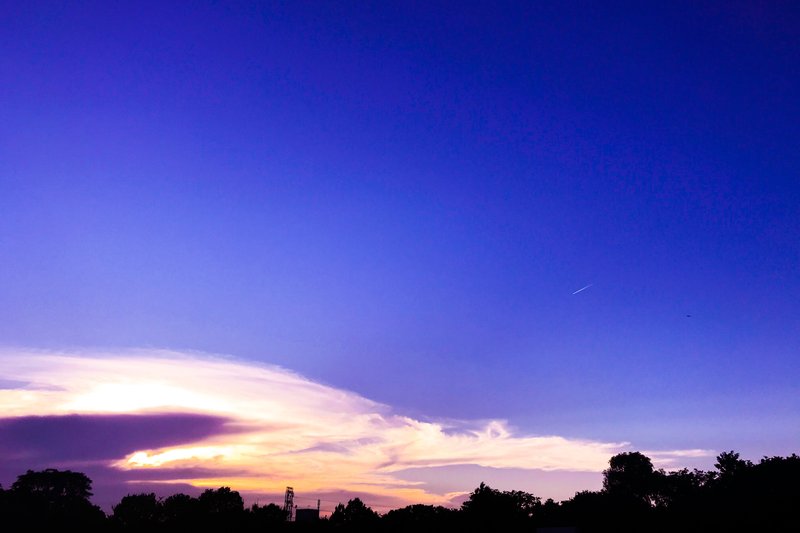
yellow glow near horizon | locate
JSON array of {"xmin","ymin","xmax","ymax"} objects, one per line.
[
  {"xmin": 125, "ymin": 446, "xmax": 237, "ymax": 467},
  {"xmin": 0, "ymin": 348, "xmax": 712, "ymax": 507}
]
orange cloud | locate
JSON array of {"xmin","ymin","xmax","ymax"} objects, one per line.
[{"xmin": 0, "ymin": 348, "xmax": 711, "ymax": 507}]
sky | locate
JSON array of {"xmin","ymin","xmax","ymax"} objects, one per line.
[{"xmin": 1, "ymin": 0, "xmax": 799, "ymax": 511}]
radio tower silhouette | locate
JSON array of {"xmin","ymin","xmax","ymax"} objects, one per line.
[{"xmin": 283, "ymin": 487, "xmax": 294, "ymax": 521}]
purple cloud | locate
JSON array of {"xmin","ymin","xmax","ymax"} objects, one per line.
[{"xmin": 0, "ymin": 413, "xmax": 237, "ymax": 463}]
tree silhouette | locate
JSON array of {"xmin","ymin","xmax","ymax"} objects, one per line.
[
  {"xmin": 706, "ymin": 452, "xmax": 800, "ymax": 531},
  {"xmin": 2, "ymin": 450, "xmax": 800, "ymax": 532},
  {"xmin": 162, "ymin": 493, "xmax": 200, "ymax": 528},
  {"xmin": 561, "ymin": 489, "xmax": 614, "ymax": 532},
  {"xmin": 249, "ymin": 502, "xmax": 288, "ymax": 528},
  {"xmin": 11, "ymin": 468, "xmax": 94, "ymax": 500},
  {"xmin": 5, "ymin": 468, "xmax": 105, "ymax": 530},
  {"xmin": 461, "ymin": 482, "xmax": 540, "ymax": 531},
  {"xmin": 602, "ymin": 451, "xmax": 656, "ymax": 503},
  {"xmin": 198, "ymin": 486, "xmax": 244, "ymax": 529},
  {"xmin": 198, "ymin": 486, "xmax": 244, "ymax": 515},
  {"xmin": 330, "ymin": 497, "xmax": 379, "ymax": 530},
  {"xmin": 111, "ymin": 493, "xmax": 162, "ymax": 530},
  {"xmin": 654, "ymin": 467, "xmax": 712, "ymax": 508},
  {"xmin": 751, "ymin": 454, "xmax": 800, "ymax": 529},
  {"xmin": 383, "ymin": 504, "xmax": 459, "ymax": 532},
  {"xmin": 714, "ymin": 450, "xmax": 751, "ymax": 481}
]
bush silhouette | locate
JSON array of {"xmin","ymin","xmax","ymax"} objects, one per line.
[{"xmin": 3, "ymin": 452, "xmax": 800, "ymax": 532}]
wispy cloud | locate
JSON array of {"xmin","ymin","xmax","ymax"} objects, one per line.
[{"xmin": 0, "ymin": 348, "xmax": 711, "ymax": 507}]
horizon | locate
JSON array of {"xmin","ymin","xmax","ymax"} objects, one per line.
[
  {"xmin": 1, "ymin": 1, "xmax": 798, "ymax": 512},
  {"xmin": 0, "ymin": 347, "xmax": 711, "ymax": 512},
  {"xmin": 1, "ymin": 447, "xmax": 787, "ymax": 517}
]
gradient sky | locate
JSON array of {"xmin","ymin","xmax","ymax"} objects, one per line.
[{"xmin": 1, "ymin": 1, "xmax": 799, "ymax": 510}]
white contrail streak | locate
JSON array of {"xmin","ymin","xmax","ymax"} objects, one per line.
[{"xmin": 571, "ymin": 283, "xmax": 593, "ymax": 295}]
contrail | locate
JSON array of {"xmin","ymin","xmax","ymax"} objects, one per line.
[{"xmin": 572, "ymin": 283, "xmax": 593, "ymax": 295}]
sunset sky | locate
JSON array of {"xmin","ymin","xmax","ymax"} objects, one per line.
[{"xmin": 1, "ymin": 1, "xmax": 799, "ymax": 512}]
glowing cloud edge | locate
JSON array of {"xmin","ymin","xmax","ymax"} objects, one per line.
[{"xmin": 0, "ymin": 348, "xmax": 712, "ymax": 506}]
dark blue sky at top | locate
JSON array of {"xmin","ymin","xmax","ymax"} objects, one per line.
[{"xmin": 1, "ymin": 2, "xmax": 798, "ymax": 455}]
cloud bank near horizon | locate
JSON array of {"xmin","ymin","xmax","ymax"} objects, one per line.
[{"xmin": 0, "ymin": 348, "xmax": 711, "ymax": 507}]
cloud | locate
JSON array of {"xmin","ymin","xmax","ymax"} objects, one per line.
[
  {"xmin": 0, "ymin": 413, "xmax": 238, "ymax": 462},
  {"xmin": 0, "ymin": 348, "xmax": 712, "ymax": 507},
  {"xmin": 392, "ymin": 464, "xmax": 605, "ymax": 504}
]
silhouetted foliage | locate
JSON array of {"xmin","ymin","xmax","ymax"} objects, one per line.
[
  {"xmin": 4, "ymin": 451, "xmax": 800, "ymax": 532},
  {"xmin": 714, "ymin": 450, "xmax": 751, "ymax": 481},
  {"xmin": 653, "ymin": 467, "xmax": 713, "ymax": 511},
  {"xmin": 249, "ymin": 502, "xmax": 288, "ymax": 529},
  {"xmin": 383, "ymin": 504, "xmax": 460, "ymax": 532},
  {"xmin": 602, "ymin": 451, "xmax": 655, "ymax": 502},
  {"xmin": 330, "ymin": 497, "xmax": 379, "ymax": 530},
  {"xmin": 4, "ymin": 468, "xmax": 105, "ymax": 531},
  {"xmin": 12, "ymin": 468, "xmax": 94, "ymax": 500},
  {"xmin": 461, "ymin": 482, "xmax": 540, "ymax": 531},
  {"xmin": 199, "ymin": 486, "xmax": 244, "ymax": 515},
  {"xmin": 198, "ymin": 486, "xmax": 245, "ymax": 529},
  {"xmin": 111, "ymin": 493, "xmax": 161, "ymax": 530},
  {"xmin": 703, "ymin": 452, "xmax": 800, "ymax": 532},
  {"xmin": 162, "ymin": 493, "xmax": 201, "ymax": 528}
]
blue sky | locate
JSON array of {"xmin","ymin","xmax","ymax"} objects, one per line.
[{"xmin": 1, "ymin": 1, "xmax": 799, "ymax": 504}]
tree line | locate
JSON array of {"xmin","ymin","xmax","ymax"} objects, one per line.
[{"xmin": 1, "ymin": 450, "xmax": 798, "ymax": 532}]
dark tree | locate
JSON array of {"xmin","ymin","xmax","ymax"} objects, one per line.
[
  {"xmin": 6, "ymin": 469, "xmax": 105, "ymax": 530},
  {"xmin": 535, "ymin": 497, "xmax": 569, "ymax": 528},
  {"xmin": 330, "ymin": 497, "xmax": 379, "ymax": 529},
  {"xmin": 560, "ymin": 490, "xmax": 614, "ymax": 532},
  {"xmin": 12, "ymin": 468, "xmax": 94, "ymax": 500},
  {"xmin": 714, "ymin": 450, "xmax": 751, "ymax": 481},
  {"xmin": 249, "ymin": 502, "xmax": 288, "ymax": 529},
  {"xmin": 752, "ymin": 453, "xmax": 800, "ymax": 526},
  {"xmin": 652, "ymin": 467, "xmax": 713, "ymax": 509},
  {"xmin": 383, "ymin": 504, "xmax": 459, "ymax": 532},
  {"xmin": 162, "ymin": 493, "xmax": 201, "ymax": 528},
  {"xmin": 199, "ymin": 486, "xmax": 244, "ymax": 515},
  {"xmin": 708, "ymin": 453, "xmax": 800, "ymax": 531},
  {"xmin": 0, "ymin": 485, "xmax": 8, "ymax": 524},
  {"xmin": 3, "ymin": 450, "xmax": 800, "ymax": 533},
  {"xmin": 198, "ymin": 486, "xmax": 245, "ymax": 529},
  {"xmin": 602, "ymin": 451, "xmax": 656, "ymax": 503},
  {"xmin": 111, "ymin": 493, "xmax": 162, "ymax": 530},
  {"xmin": 461, "ymin": 482, "xmax": 540, "ymax": 531}
]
